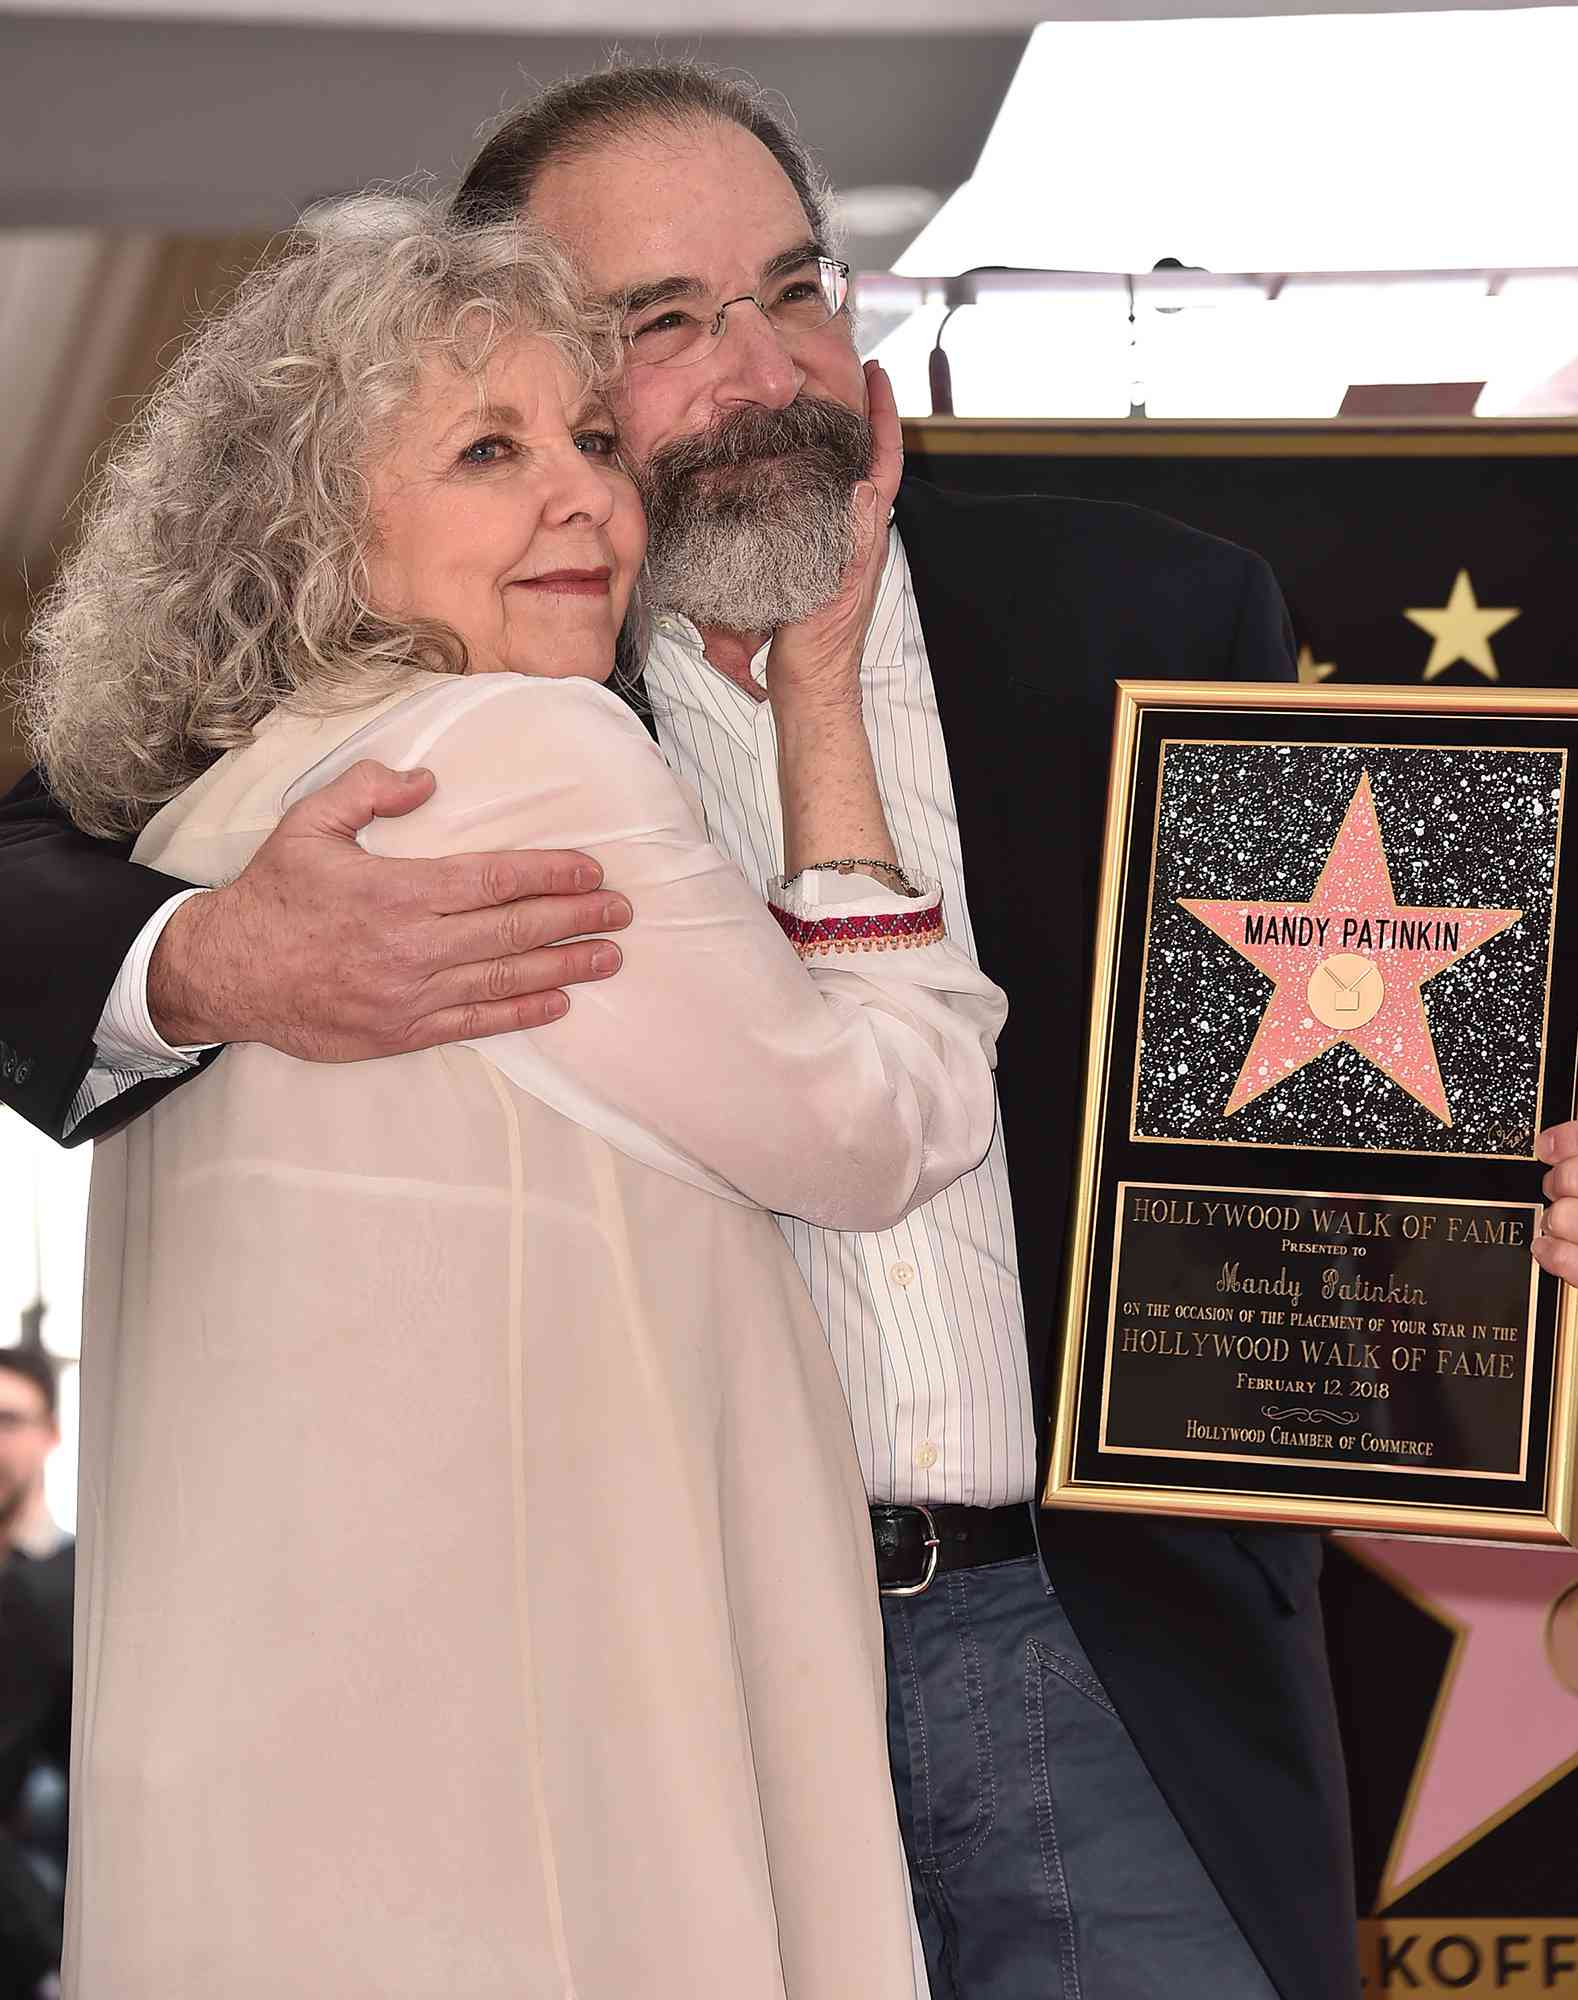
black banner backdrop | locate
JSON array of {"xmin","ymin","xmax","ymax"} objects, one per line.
[
  {"xmin": 904, "ymin": 420, "xmax": 1578, "ymax": 695},
  {"xmin": 902, "ymin": 419, "xmax": 1578, "ymax": 1994}
]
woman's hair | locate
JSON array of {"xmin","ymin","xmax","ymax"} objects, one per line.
[{"xmin": 22, "ymin": 195, "xmax": 617, "ymax": 840}]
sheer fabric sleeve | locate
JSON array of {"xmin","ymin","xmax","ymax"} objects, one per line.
[{"xmin": 285, "ymin": 675, "xmax": 1007, "ymax": 1228}]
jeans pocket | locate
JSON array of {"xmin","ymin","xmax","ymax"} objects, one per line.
[
  {"xmin": 1027, "ymin": 1636, "xmax": 1118, "ymax": 1718},
  {"xmin": 889, "ymin": 1574, "xmax": 999, "ymax": 1873}
]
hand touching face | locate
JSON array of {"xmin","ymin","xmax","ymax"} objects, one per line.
[{"xmin": 366, "ymin": 336, "xmax": 646, "ymax": 682}]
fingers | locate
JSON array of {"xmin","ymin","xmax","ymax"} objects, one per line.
[
  {"xmin": 432, "ymin": 890, "xmax": 632, "ymax": 967},
  {"xmin": 417, "ymin": 849, "xmax": 608, "ymax": 915},
  {"xmin": 1537, "ymin": 1120, "xmax": 1578, "ymax": 1166},
  {"xmin": 408, "ymin": 937, "xmax": 625, "ymax": 1042},
  {"xmin": 276, "ymin": 772, "xmax": 609, "ymax": 915},
  {"xmin": 1533, "ymin": 1195, "xmax": 1578, "ymax": 1286},
  {"xmin": 281, "ymin": 760, "xmax": 437, "ymax": 840},
  {"xmin": 864, "ymin": 359, "xmax": 905, "ymax": 510},
  {"xmin": 849, "ymin": 480, "xmax": 882, "ymax": 577},
  {"xmin": 405, "ymin": 991, "xmax": 575, "ymax": 1047}
]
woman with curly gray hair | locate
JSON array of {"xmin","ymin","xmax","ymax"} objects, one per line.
[{"xmin": 28, "ymin": 198, "xmax": 1005, "ymax": 1998}]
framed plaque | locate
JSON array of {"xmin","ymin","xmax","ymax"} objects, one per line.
[{"xmin": 1044, "ymin": 682, "xmax": 1578, "ymax": 1544}]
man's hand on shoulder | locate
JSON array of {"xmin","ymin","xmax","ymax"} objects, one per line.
[{"xmin": 148, "ymin": 760, "xmax": 631, "ymax": 1059}]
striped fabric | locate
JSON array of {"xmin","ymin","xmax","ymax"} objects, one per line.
[
  {"xmin": 644, "ymin": 528, "xmax": 1036, "ymax": 1508},
  {"xmin": 71, "ymin": 887, "xmax": 210, "ymax": 1138}
]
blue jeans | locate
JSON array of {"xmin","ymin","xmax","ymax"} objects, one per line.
[{"xmin": 881, "ymin": 1545, "xmax": 1278, "ymax": 1999}]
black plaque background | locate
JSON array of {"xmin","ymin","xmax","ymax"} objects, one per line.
[
  {"xmin": 1069, "ymin": 699, "xmax": 1578, "ymax": 1520},
  {"xmin": 1103, "ymin": 1185, "xmax": 1538, "ymax": 1478}
]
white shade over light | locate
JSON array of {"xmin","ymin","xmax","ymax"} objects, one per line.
[
  {"xmin": 875, "ymin": 12, "xmax": 1578, "ymax": 417},
  {"xmin": 897, "ymin": 10, "xmax": 1578, "ymax": 277}
]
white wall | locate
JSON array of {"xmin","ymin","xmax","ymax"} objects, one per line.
[{"xmin": 0, "ymin": 1109, "xmax": 89, "ymax": 1532}]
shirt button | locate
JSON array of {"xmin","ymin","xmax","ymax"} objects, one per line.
[
  {"xmin": 14, "ymin": 1059, "xmax": 31, "ymax": 1086},
  {"xmin": 890, "ymin": 1262, "xmax": 915, "ymax": 1288},
  {"xmin": 914, "ymin": 1441, "xmax": 939, "ymax": 1471}
]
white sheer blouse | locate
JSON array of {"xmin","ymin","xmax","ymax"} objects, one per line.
[{"xmin": 140, "ymin": 670, "xmax": 1008, "ymax": 1224}]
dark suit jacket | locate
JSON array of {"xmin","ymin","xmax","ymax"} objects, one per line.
[
  {"xmin": 0, "ymin": 478, "xmax": 1357, "ymax": 1999},
  {"xmin": 894, "ymin": 478, "xmax": 1356, "ymax": 2000}
]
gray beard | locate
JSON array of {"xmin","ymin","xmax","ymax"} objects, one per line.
[{"xmin": 638, "ymin": 399, "xmax": 872, "ymax": 635}]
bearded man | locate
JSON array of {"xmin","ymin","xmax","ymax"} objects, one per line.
[{"xmin": 0, "ymin": 62, "xmax": 1362, "ymax": 2000}]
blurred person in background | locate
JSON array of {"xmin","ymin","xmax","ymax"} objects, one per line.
[
  {"xmin": 0, "ymin": 1349, "xmax": 71, "ymax": 2000},
  {"xmin": 0, "ymin": 1349, "xmax": 65, "ymax": 1571}
]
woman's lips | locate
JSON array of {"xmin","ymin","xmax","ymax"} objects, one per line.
[{"xmin": 515, "ymin": 568, "xmax": 612, "ymax": 597}]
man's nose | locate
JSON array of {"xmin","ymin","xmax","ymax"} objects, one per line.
[{"xmin": 710, "ymin": 301, "xmax": 803, "ymax": 411}]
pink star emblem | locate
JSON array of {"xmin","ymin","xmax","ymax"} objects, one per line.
[
  {"xmin": 1179, "ymin": 771, "xmax": 1521, "ymax": 1125},
  {"xmin": 1353, "ymin": 1537, "xmax": 1578, "ymax": 1903}
]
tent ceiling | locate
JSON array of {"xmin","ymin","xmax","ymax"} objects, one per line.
[
  {"xmin": 3, "ymin": 0, "xmax": 1571, "ymax": 21},
  {"xmin": 0, "ymin": 15, "xmax": 1024, "ymax": 233}
]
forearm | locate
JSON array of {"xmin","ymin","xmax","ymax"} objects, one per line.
[
  {"xmin": 145, "ymin": 884, "xmax": 254, "ymax": 1047},
  {"xmin": 773, "ymin": 695, "xmax": 900, "ymax": 880}
]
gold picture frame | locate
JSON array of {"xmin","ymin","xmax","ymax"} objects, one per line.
[{"xmin": 1043, "ymin": 681, "xmax": 1578, "ymax": 1544}]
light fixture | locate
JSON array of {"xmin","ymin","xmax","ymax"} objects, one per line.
[{"xmin": 897, "ymin": 13, "xmax": 1578, "ymax": 280}]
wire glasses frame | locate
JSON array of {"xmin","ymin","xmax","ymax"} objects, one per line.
[{"xmin": 623, "ymin": 257, "xmax": 851, "ymax": 369}]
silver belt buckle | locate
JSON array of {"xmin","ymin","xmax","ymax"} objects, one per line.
[{"xmin": 879, "ymin": 1503, "xmax": 941, "ymax": 1598}]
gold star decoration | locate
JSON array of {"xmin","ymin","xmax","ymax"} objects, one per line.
[
  {"xmin": 1296, "ymin": 644, "xmax": 1337, "ymax": 685},
  {"xmin": 1404, "ymin": 570, "xmax": 1520, "ymax": 683}
]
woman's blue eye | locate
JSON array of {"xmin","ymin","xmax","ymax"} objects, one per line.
[
  {"xmin": 575, "ymin": 430, "xmax": 618, "ymax": 458},
  {"xmin": 459, "ymin": 434, "xmax": 512, "ymax": 465}
]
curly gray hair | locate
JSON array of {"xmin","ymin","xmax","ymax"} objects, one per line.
[{"xmin": 22, "ymin": 195, "xmax": 618, "ymax": 840}]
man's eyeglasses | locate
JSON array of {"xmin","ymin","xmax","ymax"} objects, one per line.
[{"xmin": 623, "ymin": 258, "xmax": 851, "ymax": 370}]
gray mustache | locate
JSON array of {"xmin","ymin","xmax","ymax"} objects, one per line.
[{"xmin": 642, "ymin": 398, "xmax": 872, "ymax": 488}]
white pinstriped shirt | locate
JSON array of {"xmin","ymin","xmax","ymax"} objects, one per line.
[{"xmin": 644, "ymin": 528, "xmax": 1036, "ymax": 1508}]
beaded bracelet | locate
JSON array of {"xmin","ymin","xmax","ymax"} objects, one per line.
[{"xmin": 781, "ymin": 857, "xmax": 924, "ymax": 898}]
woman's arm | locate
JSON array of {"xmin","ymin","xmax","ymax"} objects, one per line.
[{"xmin": 290, "ymin": 673, "xmax": 1004, "ymax": 1231}]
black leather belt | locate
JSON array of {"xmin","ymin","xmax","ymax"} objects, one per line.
[{"xmin": 871, "ymin": 1502, "xmax": 1039, "ymax": 1597}]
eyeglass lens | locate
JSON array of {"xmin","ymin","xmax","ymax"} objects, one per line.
[{"xmin": 626, "ymin": 260, "xmax": 849, "ymax": 368}]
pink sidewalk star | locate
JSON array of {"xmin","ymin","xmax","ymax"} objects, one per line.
[
  {"xmin": 1180, "ymin": 771, "xmax": 1520, "ymax": 1124},
  {"xmin": 1352, "ymin": 1537, "xmax": 1578, "ymax": 1903}
]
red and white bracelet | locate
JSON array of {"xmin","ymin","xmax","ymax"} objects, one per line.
[{"xmin": 769, "ymin": 899, "xmax": 945, "ymax": 960}]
